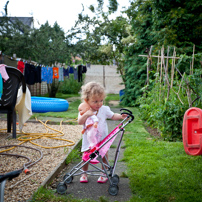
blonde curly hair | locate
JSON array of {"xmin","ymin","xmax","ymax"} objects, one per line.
[{"xmin": 81, "ymin": 81, "xmax": 106, "ymax": 101}]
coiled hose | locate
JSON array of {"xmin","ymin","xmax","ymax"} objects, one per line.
[
  {"xmin": 0, "ymin": 145, "xmax": 43, "ymax": 175},
  {"xmin": 0, "ymin": 118, "xmax": 78, "ymax": 175}
]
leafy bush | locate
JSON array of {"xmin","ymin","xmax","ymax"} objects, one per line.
[
  {"xmin": 58, "ymin": 74, "xmax": 84, "ymax": 94},
  {"xmin": 153, "ymin": 101, "xmax": 188, "ymax": 141},
  {"xmin": 133, "ymin": 51, "xmax": 202, "ymax": 141},
  {"xmin": 137, "ymin": 81, "xmax": 190, "ymax": 141}
]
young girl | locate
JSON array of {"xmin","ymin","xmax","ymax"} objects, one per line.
[{"xmin": 78, "ymin": 81, "xmax": 128, "ymax": 183}]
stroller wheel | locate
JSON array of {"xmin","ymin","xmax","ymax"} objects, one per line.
[
  {"xmin": 108, "ymin": 184, "xmax": 119, "ymax": 196},
  {"xmin": 57, "ymin": 182, "xmax": 67, "ymax": 195},
  {"xmin": 111, "ymin": 174, "xmax": 119, "ymax": 185},
  {"xmin": 63, "ymin": 173, "xmax": 73, "ymax": 184}
]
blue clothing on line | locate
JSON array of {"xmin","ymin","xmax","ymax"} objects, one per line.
[{"xmin": 69, "ymin": 66, "xmax": 74, "ymax": 74}]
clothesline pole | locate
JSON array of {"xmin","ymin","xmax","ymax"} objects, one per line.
[{"xmin": 103, "ymin": 65, "xmax": 105, "ymax": 88}]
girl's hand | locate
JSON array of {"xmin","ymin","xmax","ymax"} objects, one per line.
[
  {"xmin": 112, "ymin": 113, "xmax": 128, "ymax": 120},
  {"xmin": 84, "ymin": 108, "xmax": 94, "ymax": 117},
  {"xmin": 121, "ymin": 113, "xmax": 128, "ymax": 119},
  {"xmin": 78, "ymin": 108, "xmax": 94, "ymax": 125}
]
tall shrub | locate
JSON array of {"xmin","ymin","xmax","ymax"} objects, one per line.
[{"xmin": 58, "ymin": 74, "xmax": 83, "ymax": 94}]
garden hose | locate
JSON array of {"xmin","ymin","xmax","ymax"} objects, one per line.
[
  {"xmin": 17, "ymin": 118, "xmax": 76, "ymax": 149},
  {"xmin": 0, "ymin": 118, "xmax": 78, "ymax": 180},
  {"xmin": 0, "ymin": 117, "xmax": 78, "ymax": 152},
  {"xmin": 0, "ymin": 145, "xmax": 43, "ymax": 175}
]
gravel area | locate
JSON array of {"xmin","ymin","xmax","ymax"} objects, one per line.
[{"xmin": 0, "ymin": 121, "xmax": 82, "ymax": 202}]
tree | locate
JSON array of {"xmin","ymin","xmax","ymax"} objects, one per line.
[
  {"xmin": 121, "ymin": 0, "xmax": 202, "ymax": 106},
  {"xmin": 151, "ymin": 0, "xmax": 202, "ymax": 52},
  {"xmin": 68, "ymin": 1, "xmax": 130, "ymax": 83},
  {"xmin": 0, "ymin": 16, "xmax": 73, "ymax": 97},
  {"xmin": 30, "ymin": 22, "xmax": 70, "ymax": 65},
  {"xmin": 29, "ymin": 22, "xmax": 72, "ymax": 97},
  {"xmin": 0, "ymin": 16, "xmax": 33, "ymax": 58}
]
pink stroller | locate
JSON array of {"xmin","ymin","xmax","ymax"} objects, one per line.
[{"xmin": 57, "ymin": 108, "xmax": 134, "ymax": 196}]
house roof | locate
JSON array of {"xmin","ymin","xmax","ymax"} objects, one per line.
[
  {"xmin": 0, "ymin": 16, "xmax": 33, "ymax": 28},
  {"xmin": 8, "ymin": 17, "xmax": 33, "ymax": 27},
  {"xmin": 0, "ymin": 16, "xmax": 34, "ymax": 33}
]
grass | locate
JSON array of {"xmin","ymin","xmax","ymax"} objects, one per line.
[
  {"xmin": 31, "ymin": 94, "xmax": 202, "ymax": 202},
  {"xmin": 65, "ymin": 140, "xmax": 82, "ymax": 165},
  {"xmin": 105, "ymin": 94, "xmax": 120, "ymax": 103},
  {"xmin": 38, "ymin": 93, "xmax": 80, "ymax": 99},
  {"xmin": 124, "ymin": 108, "xmax": 202, "ymax": 202},
  {"xmin": 32, "ymin": 187, "xmax": 97, "ymax": 202}
]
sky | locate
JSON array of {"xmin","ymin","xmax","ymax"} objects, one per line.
[{"xmin": 0, "ymin": 0, "xmax": 130, "ymax": 33}]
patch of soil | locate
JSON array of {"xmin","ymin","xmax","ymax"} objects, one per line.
[{"xmin": 144, "ymin": 123, "xmax": 162, "ymax": 139}]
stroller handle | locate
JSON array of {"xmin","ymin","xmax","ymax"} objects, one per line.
[
  {"xmin": 120, "ymin": 108, "xmax": 134, "ymax": 122},
  {"xmin": 120, "ymin": 108, "xmax": 132, "ymax": 114}
]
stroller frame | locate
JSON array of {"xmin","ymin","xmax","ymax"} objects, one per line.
[{"xmin": 57, "ymin": 108, "xmax": 134, "ymax": 196}]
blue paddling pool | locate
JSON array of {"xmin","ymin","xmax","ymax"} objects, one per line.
[{"xmin": 31, "ymin": 97, "xmax": 69, "ymax": 113}]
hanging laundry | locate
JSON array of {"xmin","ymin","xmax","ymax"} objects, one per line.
[
  {"xmin": 35, "ymin": 65, "xmax": 41, "ymax": 83},
  {"xmin": 0, "ymin": 64, "xmax": 9, "ymax": 81},
  {"xmin": 74, "ymin": 66, "xmax": 78, "ymax": 80},
  {"xmin": 41, "ymin": 66, "xmax": 53, "ymax": 84},
  {"xmin": 47, "ymin": 67, "xmax": 53, "ymax": 84},
  {"xmin": 15, "ymin": 86, "xmax": 32, "ymax": 132},
  {"xmin": 69, "ymin": 66, "xmax": 74, "ymax": 74},
  {"xmin": 53, "ymin": 67, "xmax": 59, "ymax": 79},
  {"xmin": 82, "ymin": 65, "xmax": 87, "ymax": 73},
  {"xmin": 86, "ymin": 63, "xmax": 91, "ymax": 68},
  {"xmin": 41, "ymin": 66, "xmax": 49, "ymax": 82},
  {"xmin": 24, "ymin": 63, "xmax": 37, "ymax": 85},
  {"xmin": 63, "ymin": 66, "xmax": 69, "ymax": 78},
  {"xmin": 77, "ymin": 64, "xmax": 83, "ymax": 82},
  {"xmin": 59, "ymin": 66, "xmax": 64, "ymax": 81},
  {"xmin": 17, "ymin": 59, "xmax": 25, "ymax": 73}
]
